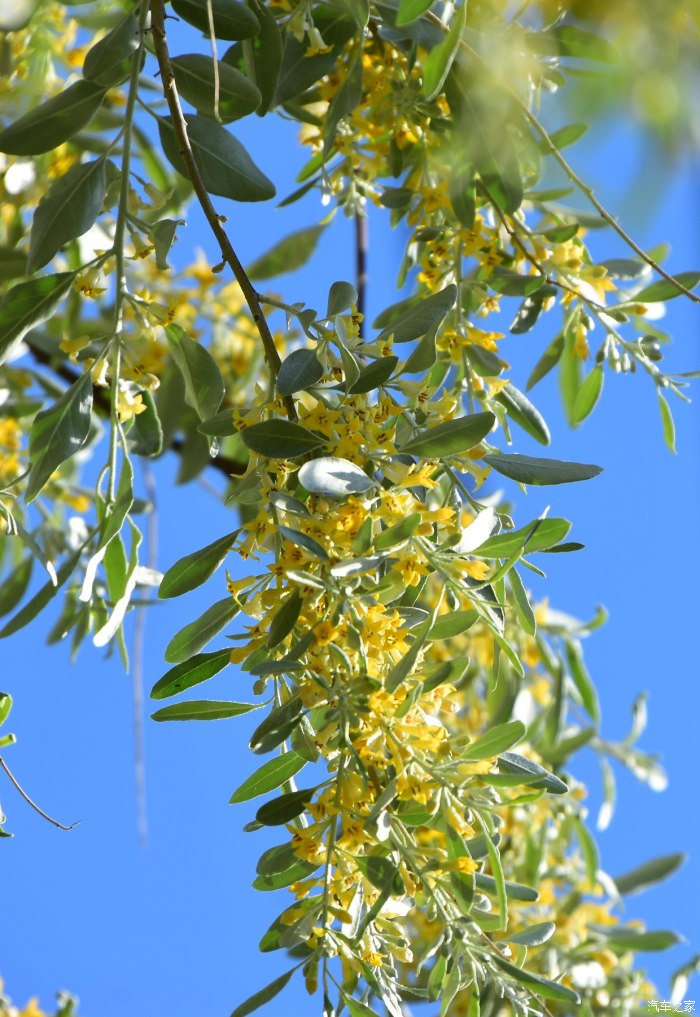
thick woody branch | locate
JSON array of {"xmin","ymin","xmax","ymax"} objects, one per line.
[{"xmin": 148, "ymin": 0, "xmax": 298, "ymax": 419}]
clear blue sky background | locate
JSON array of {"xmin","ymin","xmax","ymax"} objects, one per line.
[{"xmin": 1, "ymin": 73, "xmax": 698, "ymax": 1016}]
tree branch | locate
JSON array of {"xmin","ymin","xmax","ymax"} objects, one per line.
[
  {"xmin": 149, "ymin": 0, "xmax": 298, "ymax": 418},
  {"xmin": 0, "ymin": 756, "xmax": 80, "ymax": 831},
  {"xmin": 425, "ymin": 10, "xmax": 700, "ymax": 307}
]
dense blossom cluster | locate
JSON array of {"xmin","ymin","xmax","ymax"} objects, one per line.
[{"xmin": 0, "ymin": 0, "xmax": 696, "ymax": 1014}]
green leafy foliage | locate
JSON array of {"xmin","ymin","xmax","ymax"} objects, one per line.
[
  {"xmin": 0, "ymin": 81, "xmax": 106, "ymax": 155},
  {"xmin": 172, "ymin": 55, "xmax": 262, "ymax": 122},
  {"xmin": 28, "ymin": 159, "xmax": 107, "ymax": 273},
  {"xmin": 0, "ymin": 273, "xmax": 76, "ymax": 366},
  {"xmin": 158, "ymin": 532, "xmax": 238, "ymax": 600},
  {"xmin": 484, "ymin": 453, "xmax": 603, "ymax": 486},
  {"xmin": 159, "ymin": 115, "xmax": 275, "ymax": 201},
  {"xmin": 26, "ymin": 372, "xmax": 94, "ymax": 503}
]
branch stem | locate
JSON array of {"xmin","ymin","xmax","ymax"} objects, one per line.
[
  {"xmin": 425, "ymin": 11, "xmax": 700, "ymax": 306},
  {"xmin": 0, "ymin": 756, "xmax": 80, "ymax": 831},
  {"xmin": 149, "ymin": 0, "xmax": 297, "ymax": 419}
]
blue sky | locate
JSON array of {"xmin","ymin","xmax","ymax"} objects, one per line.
[{"xmin": 1, "ymin": 75, "xmax": 698, "ymax": 1017}]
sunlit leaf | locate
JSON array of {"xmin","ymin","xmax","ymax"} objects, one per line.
[
  {"xmin": 151, "ymin": 648, "xmax": 231, "ymax": 700},
  {"xmin": 484, "ymin": 453, "xmax": 602, "ymax": 486},
  {"xmin": 28, "ymin": 158, "xmax": 107, "ymax": 273},
  {"xmin": 25, "ymin": 372, "xmax": 93, "ymax": 503},
  {"xmin": 159, "ymin": 530, "xmax": 238, "ymax": 599},
  {"xmin": 0, "ymin": 81, "xmax": 106, "ymax": 155},
  {"xmin": 230, "ymin": 751, "xmax": 307, "ymax": 804},
  {"xmin": 152, "ymin": 700, "xmax": 259, "ymax": 721}
]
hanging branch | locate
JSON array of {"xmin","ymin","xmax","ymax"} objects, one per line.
[
  {"xmin": 149, "ymin": 0, "xmax": 297, "ymax": 420},
  {"xmin": 425, "ymin": 11, "xmax": 700, "ymax": 307},
  {"xmin": 0, "ymin": 756, "xmax": 80, "ymax": 831}
]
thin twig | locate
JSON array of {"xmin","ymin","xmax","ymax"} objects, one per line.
[
  {"xmin": 149, "ymin": 0, "xmax": 298, "ymax": 419},
  {"xmin": 355, "ymin": 211, "xmax": 368, "ymax": 339},
  {"xmin": 0, "ymin": 756, "xmax": 80, "ymax": 831},
  {"xmin": 425, "ymin": 11, "xmax": 700, "ymax": 306}
]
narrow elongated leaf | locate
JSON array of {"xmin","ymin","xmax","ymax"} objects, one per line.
[
  {"xmin": 475, "ymin": 873, "xmax": 538, "ymax": 902},
  {"xmin": 0, "ymin": 546, "xmax": 83, "ymax": 639},
  {"xmin": 276, "ymin": 349, "xmax": 324, "ymax": 396},
  {"xmin": 298, "ymin": 457, "xmax": 374, "ymax": 497},
  {"xmin": 230, "ymin": 751, "xmax": 307, "ymax": 803},
  {"xmin": 28, "ymin": 158, "xmax": 107, "ymax": 272},
  {"xmin": 278, "ymin": 525, "xmax": 328, "ymax": 560},
  {"xmin": 0, "ymin": 273, "xmax": 76, "ymax": 366},
  {"xmin": 427, "ymin": 609, "xmax": 478, "ymax": 640},
  {"xmin": 492, "ymin": 955, "xmax": 580, "ymax": 1005},
  {"xmin": 0, "ymin": 81, "xmax": 106, "ymax": 155},
  {"xmin": 400, "ymin": 411, "xmax": 495, "ymax": 458},
  {"xmin": 267, "ymin": 590, "xmax": 302, "ymax": 649},
  {"xmin": 509, "ymin": 567, "xmax": 536, "ymax": 635},
  {"xmin": 256, "ymin": 787, "xmax": 316, "ymax": 825},
  {"xmin": 355, "ymin": 855, "xmax": 405, "ymax": 895},
  {"xmin": 151, "ymin": 648, "xmax": 231, "ymax": 699},
  {"xmin": 250, "ymin": 696, "xmax": 303, "ymax": 754},
  {"xmin": 25, "ymin": 372, "xmax": 93, "ymax": 503},
  {"xmin": 165, "ymin": 597, "xmax": 241, "ymax": 663},
  {"xmin": 242, "ymin": 420, "xmax": 326, "ymax": 458},
  {"xmin": 636, "ymin": 272, "xmax": 700, "ymax": 302},
  {"xmin": 463, "ymin": 721, "xmax": 526, "ymax": 760},
  {"xmin": 375, "ymin": 513, "xmax": 421, "ymax": 551},
  {"xmin": 386, "ymin": 612, "xmax": 434, "ymax": 692},
  {"xmin": 159, "ymin": 115, "xmax": 275, "ymax": 201},
  {"xmin": 603, "ymin": 929, "xmax": 682, "ymax": 952},
  {"xmin": 165, "ymin": 324, "xmax": 225, "ymax": 422},
  {"xmin": 476, "ymin": 518, "xmax": 570, "ymax": 558},
  {"xmin": 497, "ymin": 752, "xmax": 568, "ymax": 794},
  {"xmin": 613, "ymin": 853, "xmax": 686, "ymax": 896},
  {"xmin": 495, "ymin": 383, "xmax": 550, "ymax": 445},
  {"xmin": 349, "ymin": 356, "xmax": 398, "ymax": 394},
  {"xmin": 324, "ymin": 51, "xmax": 363, "ymax": 148},
  {"xmin": 152, "ymin": 700, "xmax": 258, "ymax": 721},
  {"xmin": 422, "ymin": 2, "xmax": 465, "ymax": 100},
  {"xmin": 244, "ymin": 0, "xmax": 283, "ymax": 114},
  {"xmin": 573, "ymin": 365, "xmax": 604, "ymax": 424},
  {"xmin": 506, "ymin": 922, "xmax": 556, "ymax": 947},
  {"xmin": 171, "ymin": 0, "xmax": 260, "ymax": 40},
  {"xmin": 0, "ymin": 556, "xmax": 34, "ymax": 618},
  {"xmin": 159, "ymin": 530, "xmax": 238, "ymax": 599},
  {"xmin": 526, "ymin": 332, "xmax": 564, "ymax": 390},
  {"xmin": 83, "ymin": 10, "xmax": 140, "ymax": 87},
  {"xmin": 657, "ymin": 390, "xmax": 676, "ymax": 454},
  {"xmin": 229, "ymin": 969, "xmax": 295, "ymax": 1017},
  {"xmin": 172, "ymin": 55, "xmax": 261, "ymax": 122},
  {"xmin": 538, "ymin": 123, "xmax": 588, "ymax": 153},
  {"xmin": 565, "ymin": 638, "xmax": 599, "ymax": 723},
  {"xmin": 484, "ymin": 453, "xmax": 602, "ymax": 486},
  {"xmin": 248, "ymin": 225, "xmax": 325, "ymax": 281},
  {"xmin": 378, "ymin": 285, "xmax": 457, "ymax": 343}
]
